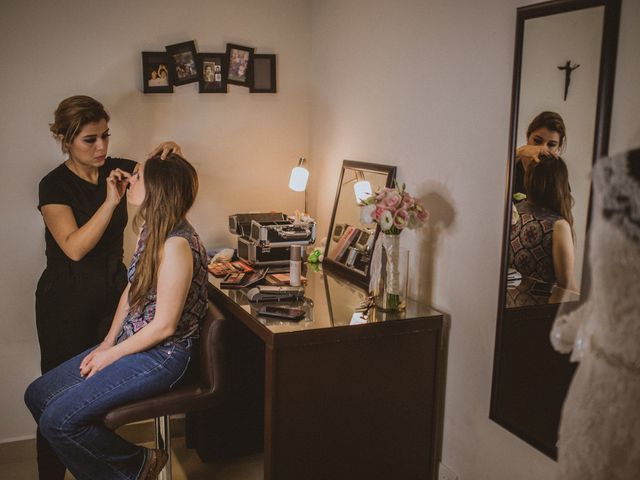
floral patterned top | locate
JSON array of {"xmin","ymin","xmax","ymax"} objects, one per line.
[
  {"xmin": 116, "ymin": 221, "xmax": 208, "ymax": 345},
  {"xmin": 509, "ymin": 200, "xmax": 563, "ymax": 284}
]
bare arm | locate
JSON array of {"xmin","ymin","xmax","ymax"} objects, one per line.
[
  {"xmin": 80, "ymin": 236, "xmax": 193, "ymax": 377},
  {"xmin": 515, "ymin": 144, "xmax": 551, "ymax": 171},
  {"xmin": 41, "ymin": 168, "xmax": 132, "ymax": 261},
  {"xmin": 103, "ymin": 283, "xmax": 132, "ymax": 346},
  {"xmin": 553, "ymin": 219, "xmax": 578, "ymax": 292},
  {"xmin": 79, "ymin": 282, "xmax": 132, "ymax": 372}
]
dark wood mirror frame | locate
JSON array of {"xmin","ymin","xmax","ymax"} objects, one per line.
[
  {"xmin": 322, "ymin": 160, "xmax": 396, "ymax": 289},
  {"xmin": 490, "ymin": 0, "xmax": 620, "ymax": 459}
]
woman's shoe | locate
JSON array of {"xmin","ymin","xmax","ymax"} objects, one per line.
[{"xmin": 140, "ymin": 448, "xmax": 169, "ymax": 479}]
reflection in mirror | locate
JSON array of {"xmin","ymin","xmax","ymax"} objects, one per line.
[
  {"xmin": 323, "ymin": 272, "xmax": 368, "ymax": 327},
  {"xmin": 505, "ymin": 5, "xmax": 605, "ymax": 308},
  {"xmin": 491, "ymin": 0, "xmax": 620, "ymax": 459},
  {"xmin": 323, "ymin": 161, "xmax": 396, "ymax": 287}
]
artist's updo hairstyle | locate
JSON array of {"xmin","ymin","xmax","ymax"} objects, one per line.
[{"xmin": 49, "ymin": 96, "xmax": 110, "ymax": 153}]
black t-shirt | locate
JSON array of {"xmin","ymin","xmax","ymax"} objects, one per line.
[
  {"xmin": 514, "ymin": 161, "xmax": 526, "ymax": 196},
  {"xmin": 38, "ymin": 157, "xmax": 137, "ymax": 264}
]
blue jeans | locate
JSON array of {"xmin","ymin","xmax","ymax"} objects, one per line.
[{"xmin": 25, "ymin": 340, "xmax": 192, "ymax": 480}]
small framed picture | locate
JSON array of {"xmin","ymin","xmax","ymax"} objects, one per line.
[
  {"xmin": 250, "ymin": 54, "xmax": 276, "ymax": 93},
  {"xmin": 226, "ymin": 43, "xmax": 254, "ymax": 87},
  {"xmin": 166, "ymin": 40, "xmax": 198, "ymax": 86},
  {"xmin": 197, "ymin": 53, "xmax": 228, "ymax": 93},
  {"xmin": 142, "ymin": 52, "xmax": 173, "ymax": 93}
]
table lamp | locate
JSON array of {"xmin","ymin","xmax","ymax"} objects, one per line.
[
  {"xmin": 288, "ymin": 157, "xmax": 309, "ymax": 214},
  {"xmin": 353, "ymin": 170, "xmax": 372, "ymax": 203}
]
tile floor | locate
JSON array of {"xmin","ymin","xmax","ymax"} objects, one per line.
[{"xmin": 1, "ymin": 422, "xmax": 263, "ymax": 480}]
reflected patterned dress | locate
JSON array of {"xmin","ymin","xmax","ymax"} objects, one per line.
[
  {"xmin": 550, "ymin": 150, "xmax": 640, "ymax": 479},
  {"xmin": 507, "ymin": 200, "xmax": 563, "ymax": 305}
]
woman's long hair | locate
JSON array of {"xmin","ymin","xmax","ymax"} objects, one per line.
[
  {"xmin": 128, "ymin": 153, "xmax": 198, "ymax": 312},
  {"xmin": 525, "ymin": 154, "xmax": 574, "ymax": 230}
]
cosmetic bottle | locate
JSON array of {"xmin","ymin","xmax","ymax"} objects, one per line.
[{"xmin": 289, "ymin": 245, "xmax": 302, "ymax": 287}]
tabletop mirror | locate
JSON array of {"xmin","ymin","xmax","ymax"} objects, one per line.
[
  {"xmin": 323, "ymin": 160, "xmax": 396, "ymax": 288},
  {"xmin": 490, "ymin": 0, "xmax": 620, "ymax": 458}
]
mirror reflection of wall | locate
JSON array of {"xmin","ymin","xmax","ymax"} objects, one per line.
[{"xmin": 324, "ymin": 273, "xmax": 368, "ymax": 327}]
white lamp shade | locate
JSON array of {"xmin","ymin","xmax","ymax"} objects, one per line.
[
  {"xmin": 354, "ymin": 180, "xmax": 372, "ymax": 202},
  {"xmin": 289, "ymin": 166, "xmax": 309, "ymax": 192}
]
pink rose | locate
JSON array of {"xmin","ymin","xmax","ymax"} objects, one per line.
[
  {"xmin": 375, "ymin": 188, "xmax": 390, "ymax": 201},
  {"xmin": 373, "ymin": 206, "xmax": 387, "ymax": 221},
  {"xmin": 383, "ymin": 191, "xmax": 402, "ymax": 209},
  {"xmin": 393, "ymin": 208, "xmax": 409, "ymax": 230},
  {"xmin": 401, "ymin": 192, "xmax": 415, "ymax": 209}
]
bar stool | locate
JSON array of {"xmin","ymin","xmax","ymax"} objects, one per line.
[{"xmin": 103, "ymin": 302, "xmax": 226, "ymax": 480}]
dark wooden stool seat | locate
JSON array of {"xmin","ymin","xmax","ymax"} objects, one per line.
[{"xmin": 103, "ymin": 302, "xmax": 226, "ymax": 480}]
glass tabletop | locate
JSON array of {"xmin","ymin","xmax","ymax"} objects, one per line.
[{"xmin": 209, "ymin": 265, "xmax": 440, "ymax": 335}]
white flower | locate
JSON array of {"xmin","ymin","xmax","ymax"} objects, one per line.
[
  {"xmin": 380, "ymin": 209, "xmax": 394, "ymax": 231},
  {"xmin": 360, "ymin": 204, "xmax": 376, "ymax": 224}
]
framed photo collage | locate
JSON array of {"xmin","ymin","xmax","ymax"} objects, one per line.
[{"xmin": 142, "ymin": 40, "xmax": 276, "ymax": 94}]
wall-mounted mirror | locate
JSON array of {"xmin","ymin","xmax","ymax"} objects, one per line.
[
  {"xmin": 323, "ymin": 160, "xmax": 396, "ymax": 288},
  {"xmin": 490, "ymin": 0, "xmax": 620, "ymax": 459}
]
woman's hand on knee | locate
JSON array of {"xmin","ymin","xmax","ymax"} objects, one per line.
[{"xmin": 80, "ymin": 344, "xmax": 121, "ymax": 378}]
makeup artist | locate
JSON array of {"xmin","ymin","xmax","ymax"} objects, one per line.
[
  {"xmin": 513, "ymin": 111, "xmax": 567, "ymax": 196},
  {"xmin": 35, "ymin": 95, "xmax": 181, "ymax": 480}
]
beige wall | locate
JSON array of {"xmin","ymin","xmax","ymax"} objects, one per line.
[
  {"xmin": 309, "ymin": 0, "xmax": 639, "ymax": 479},
  {"xmin": 0, "ymin": 0, "xmax": 310, "ymax": 442}
]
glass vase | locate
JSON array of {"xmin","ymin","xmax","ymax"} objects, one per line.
[{"xmin": 375, "ymin": 233, "xmax": 409, "ymax": 312}]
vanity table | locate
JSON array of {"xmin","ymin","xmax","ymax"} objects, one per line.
[{"xmin": 190, "ymin": 267, "xmax": 444, "ymax": 480}]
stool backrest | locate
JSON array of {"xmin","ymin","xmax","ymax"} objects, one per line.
[{"xmin": 198, "ymin": 302, "xmax": 226, "ymax": 392}]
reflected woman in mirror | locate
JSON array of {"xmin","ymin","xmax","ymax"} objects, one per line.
[
  {"xmin": 513, "ymin": 111, "xmax": 567, "ymax": 196},
  {"xmin": 508, "ymin": 154, "xmax": 577, "ymax": 306}
]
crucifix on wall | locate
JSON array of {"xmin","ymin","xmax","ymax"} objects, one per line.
[{"xmin": 557, "ymin": 60, "xmax": 580, "ymax": 101}]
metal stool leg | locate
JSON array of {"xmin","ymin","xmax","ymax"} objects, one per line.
[{"xmin": 154, "ymin": 416, "xmax": 172, "ymax": 480}]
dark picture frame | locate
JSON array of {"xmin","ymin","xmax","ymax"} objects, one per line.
[
  {"xmin": 197, "ymin": 53, "xmax": 228, "ymax": 93},
  {"xmin": 250, "ymin": 54, "xmax": 276, "ymax": 93},
  {"xmin": 142, "ymin": 52, "xmax": 173, "ymax": 94},
  {"xmin": 226, "ymin": 43, "xmax": 254, "ymax": 87},
  {"xmin": 165, "ymin": 40, "xmax": 198, "ymax": 86}
]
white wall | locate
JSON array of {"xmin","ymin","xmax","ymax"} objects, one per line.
[
  {"xmin": 309, "ymin": 1, "xmax": 639, "ymax": 480},
  {"xmin": 0, "ymin": 0, "xmax": 310, "ymax": 442}
]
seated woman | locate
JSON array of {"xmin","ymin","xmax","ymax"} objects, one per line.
[
  {"xmin": 508, "ymin": 154, "xmax": 578, "ymax": 306},
  {"xmin": 25, "ymin": 153, "xmax": 208, "ymax": 480}
]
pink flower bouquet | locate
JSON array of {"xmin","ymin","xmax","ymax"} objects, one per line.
[
  {"xmin": 360, "ymin": 183, "xmax": 428, "ymax": 310},
  {"xmin": 360, "ymin": 183, "xmax": 428, "ymax": 235}
]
